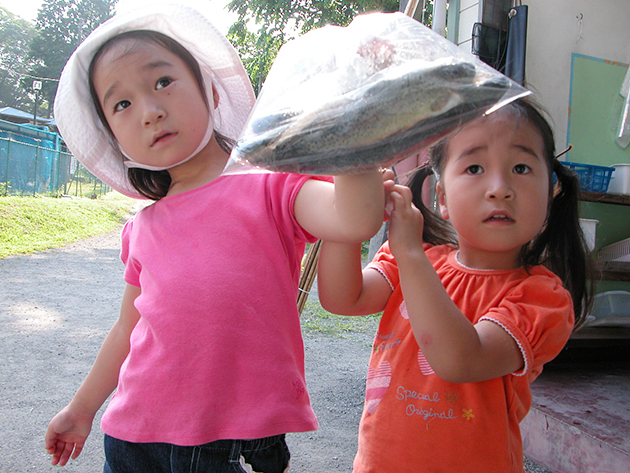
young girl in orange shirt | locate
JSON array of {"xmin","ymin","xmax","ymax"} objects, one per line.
[{"xmin": 318, "ymin": 98, "xmax": 593, "ymax": 473}]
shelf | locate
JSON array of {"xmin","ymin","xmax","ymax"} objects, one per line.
[
  {"xmin": 581, "ymin": 191, "xmax": 630, "ymax": 206},
  {"xmin": 580, "ymin": 192, "xmax": 630, "ymax": 281},
  {"xmin": 571, "ymin": 326, "xmax": 630, "ymax": 339},
  {"xmin": 596, "ymin": 261, "xmax": 630, "ymax": 281}
]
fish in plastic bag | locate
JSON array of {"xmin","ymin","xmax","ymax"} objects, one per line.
[{"xmin": 230, "ymin": 12, "xmax": 530, "ymax": 175}]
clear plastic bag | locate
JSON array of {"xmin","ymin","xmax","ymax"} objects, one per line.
[
  {"xmin": 615, "ymin": 67, "xmax": 630, "ymax": 149},
  {"xmin": 230, "ymin": 12, "xmax": 530, "ymax": 175}
]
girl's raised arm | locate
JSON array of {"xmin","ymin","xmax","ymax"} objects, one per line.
[
  {"xmin": 45, "ymin": 284, "xmax": 141, "ymax": 466},
  {"xmin": 294, "ymin": 171, "xmax": 385, "ymax": 244},
  {"xmin": 387, "ymin": 186, "xmax": 524, "ymax": 384}
]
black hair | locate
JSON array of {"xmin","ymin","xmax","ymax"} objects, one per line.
[
  {"xmin": 87, "ymin": 30, "xmax": 234, "ymax": 200},
  {"xmin": 407, "ymin": 97, "xmax": 594, "ymax": 328}
]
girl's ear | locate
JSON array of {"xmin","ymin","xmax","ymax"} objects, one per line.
[
  {"xmin": 212, "ymin": 85, "xmax": 220, "ymax": 109},
  {"xmin": 436, "ymin": 181, "xmax": 449, "ymax": 220}
]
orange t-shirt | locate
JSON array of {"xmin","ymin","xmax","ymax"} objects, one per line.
[{"xmin": 354, "ymin": 243, "xmax": 573, "ymax": 473}]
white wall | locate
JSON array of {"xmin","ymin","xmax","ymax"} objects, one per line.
[
  {"xmin": 456, "ymin": 0, "xmax": 481, "ymax": 49},
  {"xmin": 454, "ymin": 0, "xmax": 630, "ymax": 152},
  {"xmin": 525, "ymin": 0, "xmax": 630, "ymax": 151}
]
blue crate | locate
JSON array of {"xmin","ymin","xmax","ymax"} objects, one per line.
[{"xmin": 563, "ymin": 162, "xmax": 615, "ymax": 193}]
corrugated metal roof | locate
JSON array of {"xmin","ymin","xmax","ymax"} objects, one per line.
[{"xmin": 0, "ymin": 106, "xmax": 55, "ymax": 125}]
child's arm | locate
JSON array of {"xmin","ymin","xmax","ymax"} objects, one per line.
[
  {"xmin": 294, "ymin": 170, "xmax": 385, "ymax": 243},
  {"xmin": 311, "ymin": 169, "xmax": 394, "ymax": 314},
  {"xmin": 387, "ymin": 185, "xmax": 524, "ymax": 384},
  {"xmin": 44, "ymin": 284, "xmax": 141, "ymax": 466},
  {"xmin": 317, "ymin": 240, "xmax": 393, "ymax": 316}
]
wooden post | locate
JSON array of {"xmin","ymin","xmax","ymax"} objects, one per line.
[{"xmin": 297, "ymin": 240, "xmax": 321, "ymax": 314}]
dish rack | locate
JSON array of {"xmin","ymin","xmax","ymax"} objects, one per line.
[{"xmin": 598, "ymin": 237, "xmax": 630, "ymax": 262}]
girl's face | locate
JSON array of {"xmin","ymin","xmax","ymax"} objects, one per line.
[
  {"xmin": 436, "ymin": 112, "xmax": 550, "ymax": 270},
  {"xmin": 92, "ymin": 39, "xmax": 211, "ymax": 169}
]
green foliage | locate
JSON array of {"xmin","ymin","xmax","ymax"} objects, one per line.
[
  {"xmin": 26, "ymin": 0, "xmax": 117, "ymax": 117},
  {"xmin": 0, "ymin": 8, "xmax": 37, "ymax": 109},
  {"xmin": 227, "ymin": 20, "xmax": 284, "ymax": 95},
  {"xmin": 0, "ymin": 0, "xmax": 117, "ymax": 117},
  {"xmin": 228, "ymin": 0, "xmax": 399, "ymax": 34},
  {"xmin": 226, "ymin": 0, "xmax": 400, "ymax": 94},
  {"xmin": 0, "ymin": 192, "xmax": 135, "ymax": 258}
]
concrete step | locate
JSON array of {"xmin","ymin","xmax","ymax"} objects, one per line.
[{"xmin": 521, "ymin": 332, "xmax": 630, "ymax": 473}]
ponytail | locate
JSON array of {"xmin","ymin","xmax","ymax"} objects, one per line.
[
  {"xmin": 406, "ymin": 163, "xmax": 457, "ymax": 247},
  {"xmin": 521, "ymin": 160, "xmax": 595, "ymax": 327}
]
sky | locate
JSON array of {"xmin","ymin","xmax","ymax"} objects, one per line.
[
  {"xmin": 0, "ymin": 0, "xmax": 237, "ymax": 33},
  {"xmin": 0, "ymin": 0, "xmax": 41, "ymax": 23}
]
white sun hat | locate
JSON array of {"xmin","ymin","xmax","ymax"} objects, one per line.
[{"xmin": 54, "ymin": 1, "xmax": 255, "ymax": 198}]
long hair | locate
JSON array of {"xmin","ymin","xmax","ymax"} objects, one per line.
[
  {"xmin": 408, "ymin": 97, "xmax": 594, "ymax": 328},
  {"xmin": 88, "ymin": 30, "xmax": 234, "ymax": 200}
]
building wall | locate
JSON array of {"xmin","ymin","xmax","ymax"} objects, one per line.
[
  {"xmin": 526, "ymin": 0, "xmax": 630, "ymax": 151},
  {"xmin": 452, "ymin": 0, "xmax": 630, "ymax": 153},
  {"xmin": 454, "ymin": 0, "xmax": 481, "ymax": 50}
]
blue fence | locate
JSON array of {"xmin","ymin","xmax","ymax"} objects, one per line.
[{"xmin": 0, "ymin": 132, "xmax": 110, "ymax": 197}]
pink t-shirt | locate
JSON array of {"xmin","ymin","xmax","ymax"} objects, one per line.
[
  {"xmin": 354, "ymin": 243, "xmax": 574, "ymax": 473},
  {"xmin": 101, "ymin": 172, "xmax": 320, "ymax": 445}
]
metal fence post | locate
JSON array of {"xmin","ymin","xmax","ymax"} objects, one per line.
[
  {"xmin": 32, "ymin": 143, "xmax": 40, "ymax": 196},
  {"xmin": 50, "ymin": 147, "xmax": 57, "ymax": 194},
  {"xmin": 4, "ymin": 138, "xmax": 11, "ymax": 196}
]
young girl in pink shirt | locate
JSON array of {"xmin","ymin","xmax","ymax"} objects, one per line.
[
  {"xmin": 44, "ymin": 4, "xmax": 384, "ymax": 472},
  {"xmin": 318, "ymin": 98, "xmax": 594, "ymax": 472}
]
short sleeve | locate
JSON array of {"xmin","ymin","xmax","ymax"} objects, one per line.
[
  {"xmin": 366, "ymin": 241, "xmax": 399, "ymax": 291},
  {"xmin": 480, "ymin": 272, "xmax": 574, "ymax": 378},
  {"xmin": 268, "ymin": 173, "xmax": 333, "ymax": 244},
  {"xmin": 120, "ymin": 218, "xmax": 141, "ymax": 287},
  {"xmin": 366, "ymin": 241, "xmax": 437, "ymax": 291}
]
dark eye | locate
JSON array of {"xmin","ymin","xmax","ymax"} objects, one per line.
[
  {"xmin": 156, "ymin": 77, "xmax": 172, "ymax": 89},
  {"xmin": 466, "ymin": 164, "xmax": 483, "ymax": 175},
  {"xmin": 514, "ymin": 164, "xmax": 531, "ymax": 174},
  {"xmin": 114, "ymin": 100, "xmax": 131, "ymax": 112}
]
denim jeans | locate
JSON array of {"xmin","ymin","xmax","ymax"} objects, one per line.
[{"xmin": 104, "ymin": 434, "xmax": 290, "ymax": 473}]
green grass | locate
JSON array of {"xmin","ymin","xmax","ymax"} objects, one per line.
[
  {"xmin": 300, "ymin": 298, "xmax": 381, "ymax": 341},
  {"xmin": 0, "ymin": 192, "xmax": 136, "ymax": 259}
]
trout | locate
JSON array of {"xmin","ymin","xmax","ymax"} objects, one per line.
[{"xmin": 233, "ymin": 59, "xmax": 511, "ymax": 175}]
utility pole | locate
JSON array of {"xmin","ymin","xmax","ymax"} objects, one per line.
[{"xmin": 32, "ymin": 80, "xmax": 42, "ymax": 126}]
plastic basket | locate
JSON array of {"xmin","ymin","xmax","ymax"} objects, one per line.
[
  {"xmin": 563, "ymin": 161, "xmax": 615, "ymax": 193},
  {"xmin": 598, "ymin": 237, "xmax": 630, "ymax": 262}
]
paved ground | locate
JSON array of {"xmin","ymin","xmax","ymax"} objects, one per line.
[{"xmin": 0, "ymin": 228, "xmax": 553, "ymax": 472}]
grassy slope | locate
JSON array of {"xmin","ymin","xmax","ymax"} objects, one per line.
[{"xmin": 0, "ymin": 193, "xmax": 136, "ymax": 259}]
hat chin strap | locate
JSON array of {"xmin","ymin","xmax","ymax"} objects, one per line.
[{"xmin": 122, "ymin": 120, "xmax": 215, "ymax": 172}]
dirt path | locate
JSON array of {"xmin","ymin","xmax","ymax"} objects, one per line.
[
  {"xmin": 0, "ymin": 229, "xmax": 373, "ymax": 472},
  {"xmin": 0, "ymin": 228, "xmax": 552, "ymax": 472}
]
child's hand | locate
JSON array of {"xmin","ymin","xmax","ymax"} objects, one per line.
[
  {"xmin": 386, "ymin": 184, "xmax": 425, "ymax": 259},
  {"xmin": 382, "ymin": 168, "xmax": 397, "ymax": 219},
  {"xmin": 44, "ymin": 406, "xmax": 93, "ymax": 466}
]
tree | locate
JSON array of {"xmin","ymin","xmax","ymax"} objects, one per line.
[
  {"xmin": 27, "ymin": 0, "xmax": 117, "ymax": 117},
  {"xmin": 226, "ymin": 0, "xmax": 400, "ymax": 94},
  {"xmin": 0, "ymin": 7, "xmax": 37, "ymax": 110}
]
